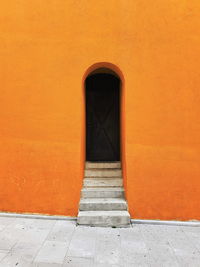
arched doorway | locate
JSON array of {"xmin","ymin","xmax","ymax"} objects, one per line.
[
  {"xmin": 78, "ymin": 66, "xmax": 130, "ymax": 227},
  {"xmin": 85, "ymin": 70, "xmax": 120, "ymax": 162}
]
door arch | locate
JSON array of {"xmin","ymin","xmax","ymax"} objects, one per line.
[{"xmin": 85, "ymin": 69, "xmax": 121, "ymax": 162}]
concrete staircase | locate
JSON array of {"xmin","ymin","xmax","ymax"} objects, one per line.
[{"xmin": 77, "ymin": 162, "xmax": 130, "ymax": 227}]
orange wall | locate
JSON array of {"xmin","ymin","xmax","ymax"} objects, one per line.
[{"xmin": 0, "ymin": 0, "xmax": 200, "ymax": 220}]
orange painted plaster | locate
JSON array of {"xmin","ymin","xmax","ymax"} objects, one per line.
[{"xmin": 0, "ymin": 0, "xmax": 200, "ymax": 219}]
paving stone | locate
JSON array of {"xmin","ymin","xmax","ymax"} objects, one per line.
[
  {"xmin": 47, "ymin": 220, "xmax": 75, "ymax": 243},
  {"xmin": 12, "ymin": 240, "xmax": 41, "ymax": 255},
  {"xmin": 0, "ymin": 216, "xmax": 200, "ymax": 266},
  {"xmin": 63, "ymin": 256, "xmax": 93, "ymax": 267},
  {"xmin": 94, "ymin": 228, "xmax": 121, "ymax": 265},
  {"xmin": 0, "ymin": 235, "xmax": 45, "ymax": 267},
  {"xmin": 120, "ymin": 225, "xmax": 143, "ymax": 241},
  {"xmin": 0, "ymin": 217, "xmax": 16, "ymax": 232},
  {"xmin": 176, "ymin": 255, "xmax": 200, "ymax": 267},
  {"xmin": 167, "ymin": 228, "xmax": 200, "ymax": 256},
  {"xmin": 31, "ymin": 263, "xmax": 62, "ymax": 267},
  {"xmin": 138, "ymin": 224, "xmax": 169, "ymax": 244},
  {"xmin": 14, "ymin": 218, "xmax": 38, "ymax": 230},
  {"xmin": 120, "ymin": 240, "xmax": 149, "ymax": 266},
  {"xmin": 121, "ymin": 263, "xmax": 149, "ymax": 267},
  {"xmin": 67, "ymin": 227, "xmax": 96, "ymax": 258},
  {"xmin": 0, "ymin": 237, "xmax": 16, "ymax": 251},
  {"xmin": 34, "ymin": 241, "xmax": 69, "ymax": 264},
  {"xmin": 0, "ymin": 218, "xmax": 40, "ymax": 250},
  {"xmin": 0, "ymin": 251, "xmax": 33, "ymax": 267},
  {"xmin": 0, "ymin": 224, "xmax": 23, "ymax": 250},
  {"xmin": 30, "ymin": 219, "xmax": 56, "ymax": 230},
  {"xmin": 20, "ymin": 228, "xmax": 51, "ymax": 244},
  {"xmin": 146, "ymin": 242, "xmax": 179, "ymax": 266},
  {"xmin": 0, "ymin": 252, "xmax": 7, "ymax": 261},
  {"xmin": 93, "ymin": 264, "xmax": 120, "ymax": 267},
  {"xmin": 120, "ymin": 227, "xmax": 149, "ymax": 266},
  {"xmin": 182, "ymin": 226, "xmax": 200, "ymax": 252}
]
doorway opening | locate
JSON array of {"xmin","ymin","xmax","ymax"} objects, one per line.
[
  {"xmin": 78, "ymin": 66, "xmax": 130, "ymax": 227},
  {"xmin": 85, "ymin": 70, "xmax": 121, "ymax": 162}
]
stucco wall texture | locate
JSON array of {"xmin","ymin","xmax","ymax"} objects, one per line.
[{"xmin": 0, "ymin": 0, "xmax": 200, "ymax": 220}]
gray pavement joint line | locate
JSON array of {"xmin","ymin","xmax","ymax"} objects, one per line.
[
  {"xmin": 2, "ymin": 218, "xmax": 21, "ymax": 255},
  {"xmin": 62, "ymin": 223, "xmax": 77, "ymax": 264},
  {"xmin": 0, "ymin": 217, "xmax": 17, "ymax": 234},
  {"xmin": 118, "ymin": 227, "xmax": 123, "ymax": 266},
  {"xmin": 31, "ymin": 219, "xmax": 57, "ymax": 264},
  {"xmin": 182, "ymin": 226, "xmax": 200, "ymax": 255},
  {"xmin": 162, "ymin": 226, "xmax": 182, "ymax": 265},
  {"xmin": 92, "ymin": 226, "xmax": 98, "ymax": 266},
  {"xmin": 167, "ymin": 226, "xmax": 198, "ymax": 265},
  {"xmin": 0, "ymin": 252, "xmax": 8, "ymax": 264},
  {"xmin": 137, "ymin": 224, "xmax": 151, "ymax": 266}
]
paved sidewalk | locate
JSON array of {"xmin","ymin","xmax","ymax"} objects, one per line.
[{"xmin": 0, "ymin": 216, "xmax": 199, "ymax": 266}]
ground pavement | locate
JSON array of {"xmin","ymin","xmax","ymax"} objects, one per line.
[{"xmin": 0, "ymin": 215, "xmax": 199, "ymax": 266}]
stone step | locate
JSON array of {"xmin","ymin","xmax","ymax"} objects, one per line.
[
  {"xmin": 85, "ymin": 162, "xmax": 121, "ymax": 169},
  {"xmin": 84, "ymin": 169, "xmax": 122, "ymax": 178},
  {"xmin": 81, "ymin": 187, "xmax": 124, "ymax": 198},
  {"xmin": 83, "ymin": 178, "xmax": 123, "ymax": 187},
  {"xmin": 77, "ymin": 210, "xmax": 130, "ymax": 227},
  {"xmin": 79, "ymin": 198, "xmax": 127, "ymax": 211}
]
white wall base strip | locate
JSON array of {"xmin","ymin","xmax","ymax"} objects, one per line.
[
  {"xmin": 0, "ymin": 212, "xmax": 200, "ymax": 227},
  {"xmin": 131, "ymin": 219, "xmax": 200, "ymax": 227},
  {"xmin": 0, "ymin": 212, "xmax": 76, "ymax": 221}
]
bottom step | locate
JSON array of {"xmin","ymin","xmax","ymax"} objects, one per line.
[{"xmin": 77, "ymin": 211, "xmax": 130, "ymax": 227}]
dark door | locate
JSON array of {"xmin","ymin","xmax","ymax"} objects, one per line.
[{"xmin": 86, "ymin": 73, "xmax": 120, "ymax": 162}]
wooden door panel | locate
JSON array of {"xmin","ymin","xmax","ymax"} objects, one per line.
[{"xmin": 86, "ymin": 73, "xmax": 120, "ymax": 162}]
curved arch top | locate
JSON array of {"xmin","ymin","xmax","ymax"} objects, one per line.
[{"xmin": 83, "ymin": 62, "xmax": 124, "ymax": 83}]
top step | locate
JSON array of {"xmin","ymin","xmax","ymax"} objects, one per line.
[{"xmin": 85, "ymin": 162, "xmax": 121, "ymax": 169}]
